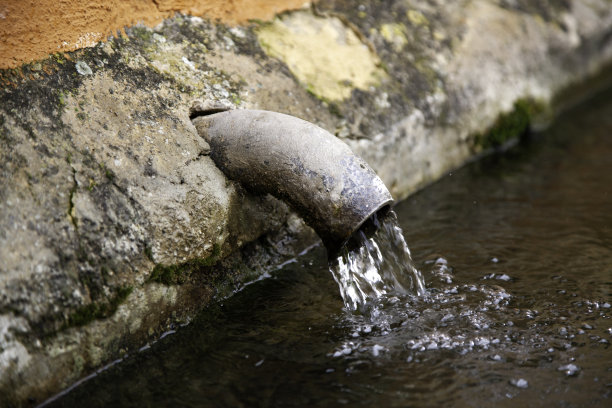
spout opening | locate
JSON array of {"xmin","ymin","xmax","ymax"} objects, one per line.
[{"xmin": 324, "ymin": 200, "xmax": 394, "ymax": 256}]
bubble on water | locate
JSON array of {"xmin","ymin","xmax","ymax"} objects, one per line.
[
  {"xmin": 430, "ymin": 257, "xmax": 454, "ymax": 283},
  {"xmin": 484, "ymin": 273, "xmax": 512, "ymax": 281},
  {"xmin": 441, "ymin": 313, "xmax": 454, "ymax": 323},
  {"xmin": 372, "ymin": 344, "xmax": 385, "ymax": 356},
  {"xmin": 558, "ymin": 363, "xmax": 580, "ymax": 376},
  {"xmin": 332, "ymin": 342, "xmax": 355, "ymax": 357},
  {"xmin": 510, "ymin": 378, "xmax": 528, "ymax": 388}
]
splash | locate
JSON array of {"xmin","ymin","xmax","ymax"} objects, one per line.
[{"xmin": 329, "ymin": 210, "xmax": 426, "ymax": 313}]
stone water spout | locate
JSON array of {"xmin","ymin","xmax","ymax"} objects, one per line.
[{"xmin": 192, "ymin": 109, "xmax": 393, "ymax": 253}]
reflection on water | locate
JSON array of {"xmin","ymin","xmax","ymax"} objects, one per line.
[{"xmin": 45, "ymin": 88, "xmax": 612, "ymax": 407}]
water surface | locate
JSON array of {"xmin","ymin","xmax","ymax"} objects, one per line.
[{"xmin": 46, "ymin": 89, "xmax": 612, "ymax": 407}]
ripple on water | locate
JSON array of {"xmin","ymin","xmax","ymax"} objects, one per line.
[{"xmin": 329, "ymin": 251, "xmax": 610, "ymax": 388}]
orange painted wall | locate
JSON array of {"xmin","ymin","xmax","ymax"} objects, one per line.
[{"xmin": 0, "ymin": 0, "xmax": 308, "ymax": 69}]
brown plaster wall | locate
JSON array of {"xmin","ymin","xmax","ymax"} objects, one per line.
[{"xmin": 0, "ymin": 0, "xmax": 308, "ymax": 69}]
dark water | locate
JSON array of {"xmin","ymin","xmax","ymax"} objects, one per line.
[{"xmin": 45, "ymin": 89, "xmax": 612, "ymax": 407}]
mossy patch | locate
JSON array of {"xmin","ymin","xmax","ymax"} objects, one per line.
[
  {"xmin": 65, "ymin": 286, "xmax": 133, "ymax": 328},
  {"xmin": 474, "ymin": 98, "xmax": 547, "ymax": 149},
  {"xmin": 149, "ymin": 244, "xmax": 221, "ymax": 285}
]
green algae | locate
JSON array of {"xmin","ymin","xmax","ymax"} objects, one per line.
[
  {"xmin": 65, "ymin": 286, "xmax": 133, "ymax": 328},
  {"xmin": 475, "ymin": 98, "xmax": 547, "ymax": 149},
  {"xmin": 149, "ymin": 244, "xmax": 222, "ymax": 285}
]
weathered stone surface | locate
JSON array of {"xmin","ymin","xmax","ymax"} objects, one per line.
[
  {"xmin": 257, "ymin": 12, "xmax": 387, "ymax": 101},
  {"xmin": 1, "ymin": 1, "xmax": 612, "ymax": 405}
]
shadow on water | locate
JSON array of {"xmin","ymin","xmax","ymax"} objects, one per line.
[{"xmin": 45, "ymin": 87, "xmax": 612, "ymax": 407}]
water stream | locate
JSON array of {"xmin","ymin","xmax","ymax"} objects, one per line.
[
  {"xmin": 329, "ymin": 210, "xmax": 426, "ymax": 313},
  {"xmin": 44, "ymin": 87, "xmax": 612, "ymax": 407}
]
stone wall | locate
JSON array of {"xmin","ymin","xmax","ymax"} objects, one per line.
[{"xmin": 1, "ymin": 0, "xmax": 612, "ymax": 405}]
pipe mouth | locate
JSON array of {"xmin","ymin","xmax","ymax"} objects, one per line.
[{"xmin": 326, "ymin": 200, "xmax": 393, "ymax": 257}]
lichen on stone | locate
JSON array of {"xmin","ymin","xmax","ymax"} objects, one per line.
[
  {"xmin": 406, "ymin": 9, "xmax": 429, "ymax": 27},
  {"xmin": 379, "ymin": 23, "xmax": 408, "ymax": 51},
  {"xmin": 75, "ymin": 61, "xmax": 93, "ymax": 76},
  {"xmin": 256, "ymin": 11, "xmax": 387, "ymax": 101}
]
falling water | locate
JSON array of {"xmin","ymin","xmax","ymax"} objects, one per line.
[{"xmin": 329, "ymin": 210, "xmax": 426, "ymax": 312}]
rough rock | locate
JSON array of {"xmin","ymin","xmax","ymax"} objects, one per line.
[{"xmin": 1, "ymin": 0, "xmax": 612, "ymax": 405}]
